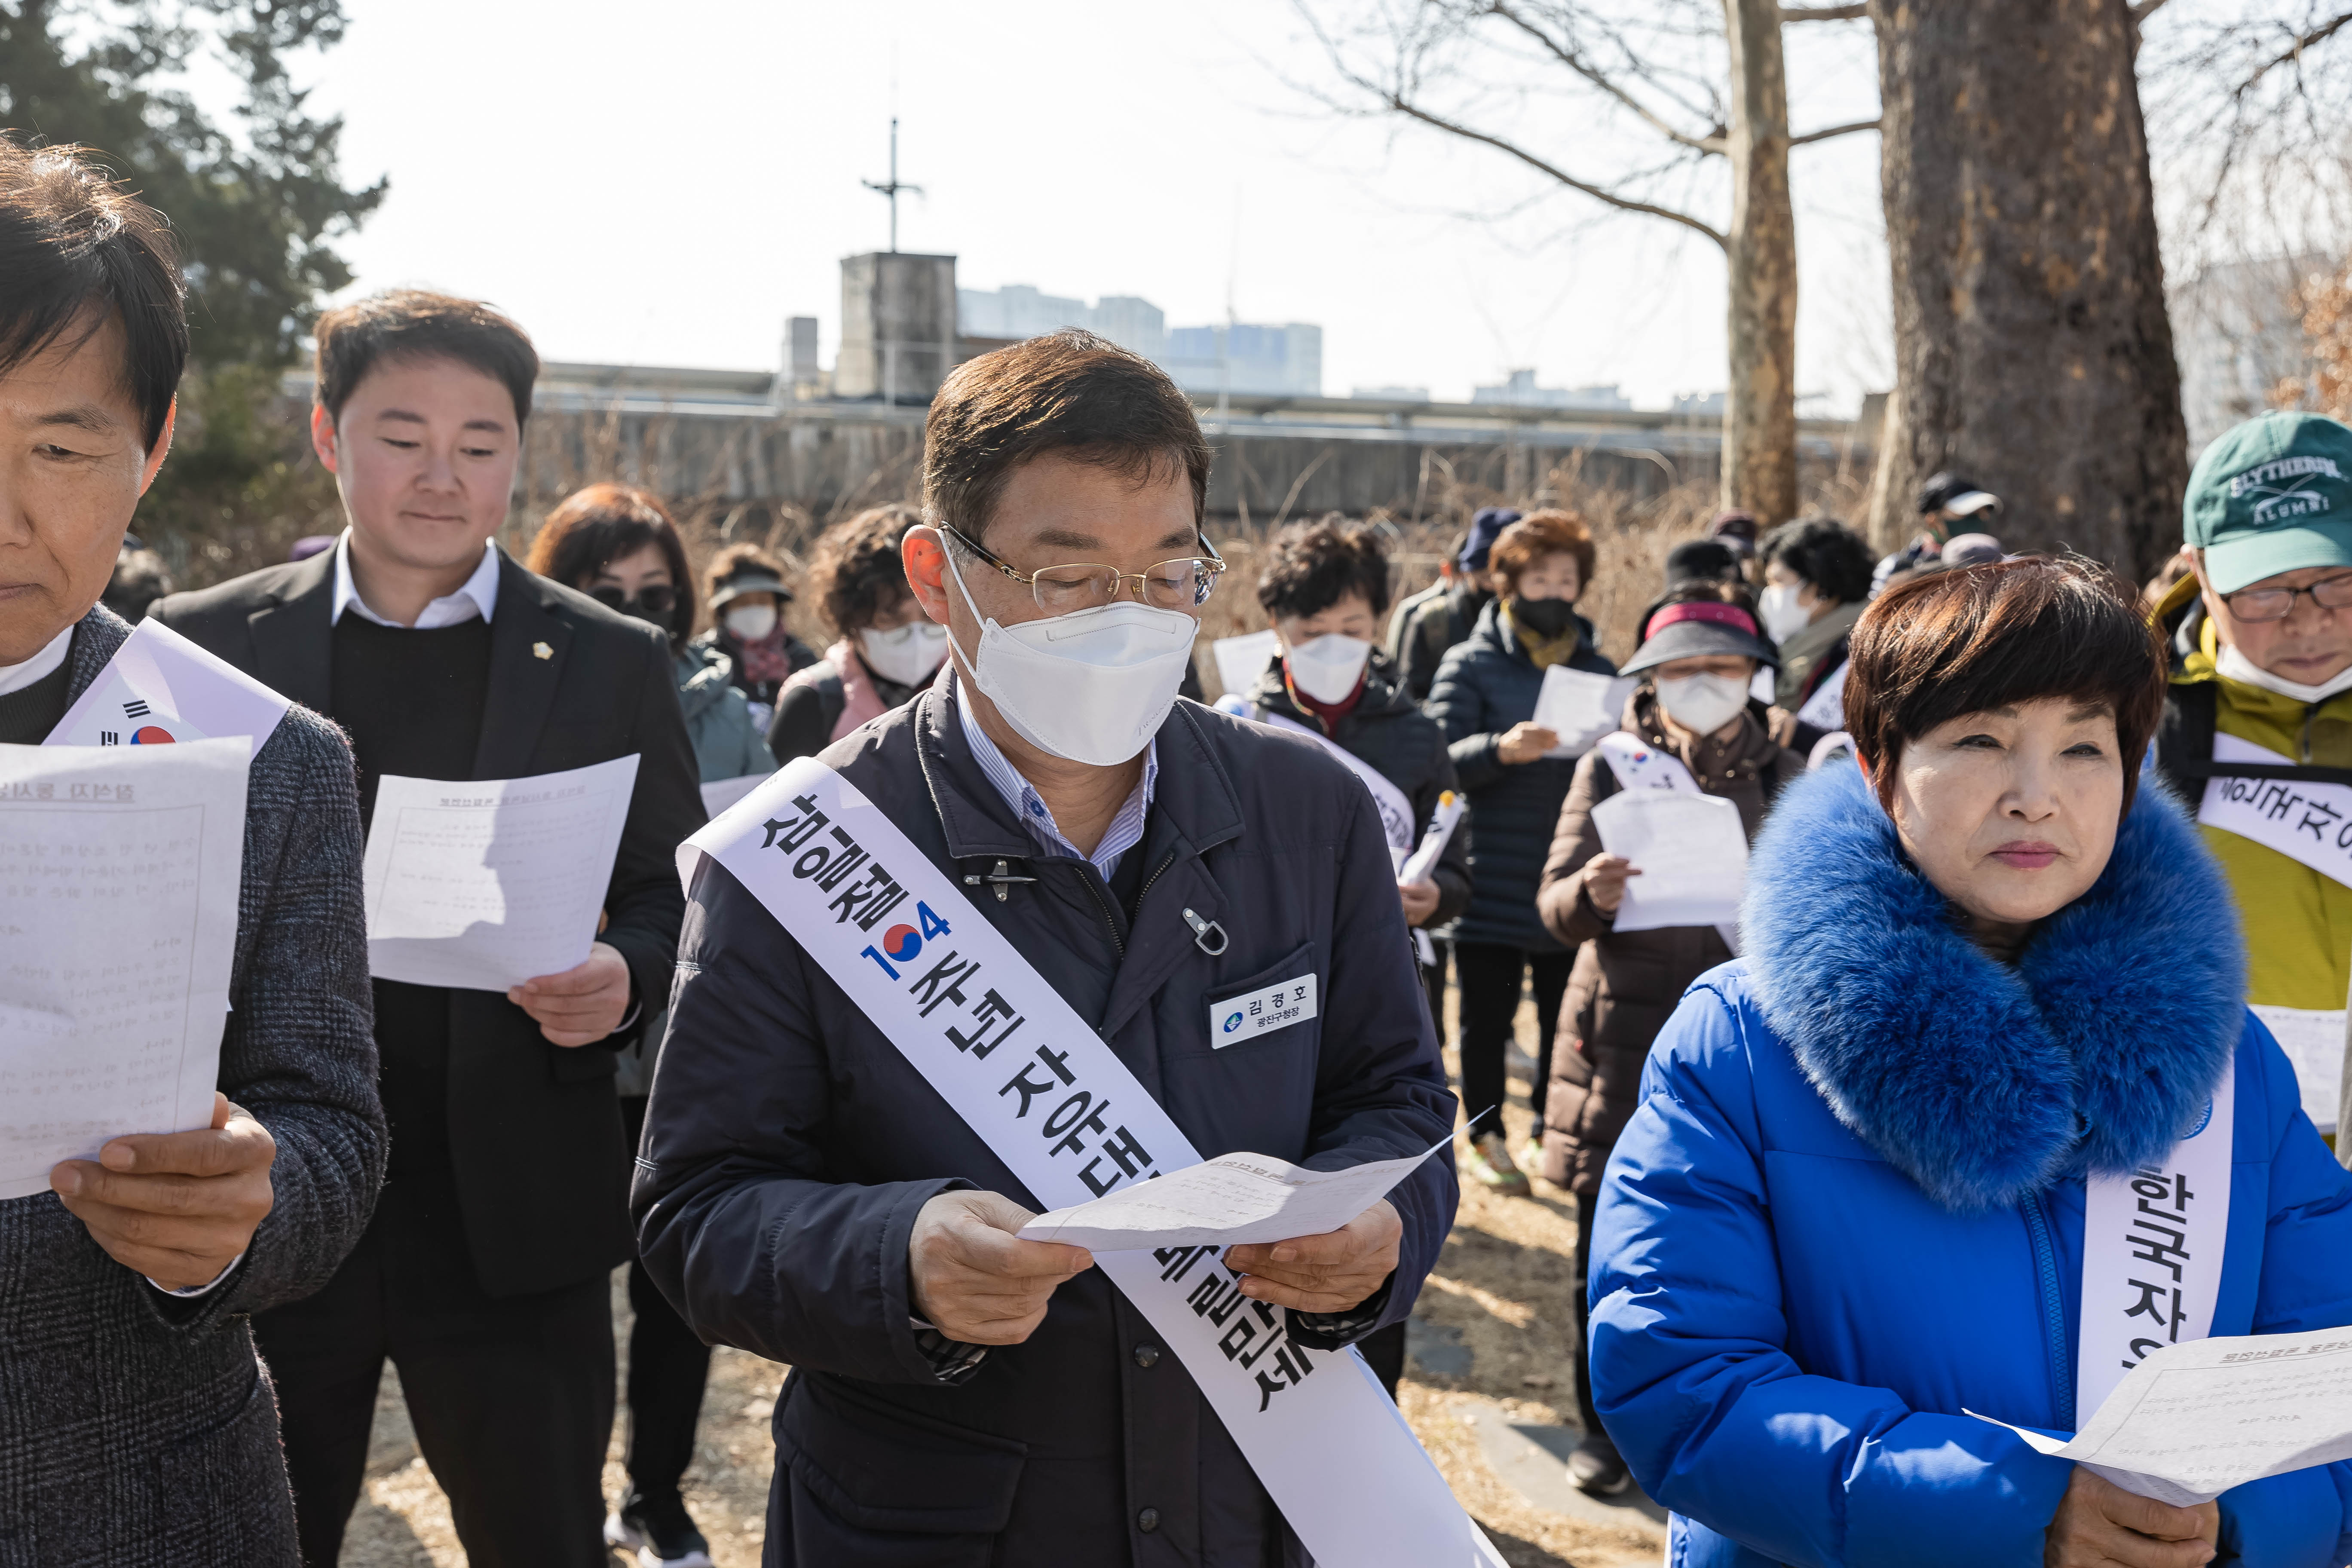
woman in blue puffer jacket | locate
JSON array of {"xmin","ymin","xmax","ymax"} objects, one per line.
[{"xmin": 1589, "ymin": 556, "xmax": 2352, "ymax": 1568}]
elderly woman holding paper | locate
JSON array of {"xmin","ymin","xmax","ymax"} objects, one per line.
[
  {"xmin": 1427, "ymin": 509, "xmax": 1619, "ymax": 1196},
  {"xmin": 1587, "ymin": 557, "xmax": 2352, "ymax": 1568},
  {"xmin": 1532, "ymin": 580, "xmax": 1801, "ymax": 1498}
]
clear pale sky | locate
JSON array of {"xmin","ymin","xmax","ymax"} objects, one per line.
[{"xmin": 310, "ymin": 0, "xmax": 1892, "ymax": 413}]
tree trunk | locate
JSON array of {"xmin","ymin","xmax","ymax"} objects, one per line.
[
  {"xmin": 1866, "ymin": 0, "xmax": 2187, "ymax": 577},
  {"xmin": 1723, "ymin": 0, "xmax": 1801, "ymax": 527}
]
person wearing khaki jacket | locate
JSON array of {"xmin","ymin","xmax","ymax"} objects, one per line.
[{"xmin": 1533, "ymin": 584, "xmax": 1801, "ymax": 1498}]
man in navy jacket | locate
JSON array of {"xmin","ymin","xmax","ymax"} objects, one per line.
[{"xmin": 634, "ymin": 331, "xmax": 1459, "ymax": 1566}]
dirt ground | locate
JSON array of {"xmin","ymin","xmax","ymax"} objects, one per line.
[{"xmin": 338, "ymin": 983, "xmax": 1658, "ymax": 1568}]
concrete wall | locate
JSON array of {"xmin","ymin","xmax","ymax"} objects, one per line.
[{"xmin": 515, "ymin": 399, "xmax": 1872, "ymax": 528}]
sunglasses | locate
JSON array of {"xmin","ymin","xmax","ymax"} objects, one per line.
[{"xmin": 588, "ymin": 584, "xmax": 678, "ymax": 616}]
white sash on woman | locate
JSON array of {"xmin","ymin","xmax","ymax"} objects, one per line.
[
  {"xmin": 2075, "ymin": 1072, "xmax": 2236, "ymax": 1418},
  {"xmin": 1244, "ymin": 706, "xmax": 1417, "ymax": 854},
  {"xmin": 1592, "ymin": 730, "xmax": 1701, "ymax": 794},
  {"xmin": 680, "ymin": 759, "xmax": 1503, "ymax": 1567}
]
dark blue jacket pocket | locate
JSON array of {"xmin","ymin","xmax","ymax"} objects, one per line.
[{"xmin": 780, "ymin": 1373, "xmax": 1026, "ymax": 1542}]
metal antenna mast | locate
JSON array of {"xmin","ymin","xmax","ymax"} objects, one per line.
[{"xmin": 861, "ymin": 117, "xmax": 922, "ymax": 254}]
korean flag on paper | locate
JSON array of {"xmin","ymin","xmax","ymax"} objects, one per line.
[{"xmin": 45, "ymin": 619, "xmax": 292, "ymax": 755}]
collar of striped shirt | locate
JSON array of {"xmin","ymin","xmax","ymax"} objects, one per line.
[{"xmin": 949, "ymin": 669, "xmax": 1158, "ymax": 880}]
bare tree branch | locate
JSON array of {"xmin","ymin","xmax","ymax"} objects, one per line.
[
  {"xmin": 1781, "ymin": 4, "xmax": 1868, "ymax": 19},
  {"xmin": 2128, "ymin": 0, "xmax": 2173, "ymax": 25},
  {"xmin": 1379, "ymin": 90, "xmax": 1729, "ymax": 248},
  {"xmin": 2231, "ymin": 8, "xmax": 2352, "ymax": 101},
  {"xmin": 1790, "ymin": 116, "xmax": 1882, "ymax": 145},
  {"xmin": 1487, "ymin": 1, "xmax": 1727, "ymax": 153},
  {"xmin": 1283, "ymin": 0, "xmax": 1730, "ymax": 248}
]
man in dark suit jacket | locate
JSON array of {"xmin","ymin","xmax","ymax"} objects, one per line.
[
  {"xmin": 152, "ymin": 290, "xmax": 703, "ymax": 1568},
  {"xmin": 0, "ymin": 139, "xmax": 384, "ymax": 1566}
]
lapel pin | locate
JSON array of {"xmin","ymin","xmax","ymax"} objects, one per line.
[{"xmin": 532, "ymin": 641, "xmax": 553, "ymax": 661}]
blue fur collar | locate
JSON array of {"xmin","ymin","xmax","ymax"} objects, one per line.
[{"xmin": 1742, "ymin": 763, "xmax": 2244, "ymax": 1212}]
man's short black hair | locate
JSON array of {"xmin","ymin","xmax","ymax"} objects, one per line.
[
  {"xmin": 1257, "ymin": 517, "xmax": 1392, "ymax": 622},
  {"xmin": 1760, "ymin": 515, "xmax": 1875, "ymax": 606},
  {"xmin": 314, "ymin": 289, "xmax": 538, "ymax": 429},
  {"xmin": 0, "ymin": 138, "xmax": 186, "ymax": 452},
  {"xmin": 924, "ymin": 329, "xmax": 1210, "ymax": 548},
  {"xmin": 1665, "ymin": 538, "xmax": 1742, "ymax": 588}
]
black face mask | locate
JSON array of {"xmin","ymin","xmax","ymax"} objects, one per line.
[
  {"xmin": 1511, "ymin": 596, "xmax": 1577, "ymax": 639},
  {"xmin": 589, "ymin": 583, "xmax": 678, "ymax": 636}
]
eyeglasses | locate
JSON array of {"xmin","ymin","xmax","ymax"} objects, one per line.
[
  {"xmin": 589, "ymin": 584, "xmax": 678, "ymax": 616},
  {"xmin": 2222, "ymin": 572, "xmax": 2352, "ymax": 624},
  {"xmin": 940, "ymin": 524, "xmax": 1225, "ymax": 613}
]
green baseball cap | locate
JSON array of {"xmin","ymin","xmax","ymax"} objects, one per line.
[{"xmin": 2185, "ymin": 410, "xmax": 2352, "ymax": 593}]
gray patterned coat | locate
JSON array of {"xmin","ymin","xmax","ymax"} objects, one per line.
[{"xmin": 0, "ymin": 605, "xmax": 383, "ymax": 1567}]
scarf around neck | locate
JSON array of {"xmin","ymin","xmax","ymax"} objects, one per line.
[
  {"xmin": 1502, "ymin": 600, "xmax": 1583, "ymax": 670},
  {"xmin": 1740, "ymin": 762, "xmax": 2245, "ymax": 1212}
]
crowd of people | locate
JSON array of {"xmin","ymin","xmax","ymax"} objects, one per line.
[{"xmin": 12, "ymin": 131, "xmax": 2352, "ymax": 1568}]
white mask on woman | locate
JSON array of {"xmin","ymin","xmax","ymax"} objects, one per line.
[
  {"xmin": 1655, "ymin": 672, "xmax": 1750, "ymax": 738},
  {"xmin": 858, "ymin": 620, "xmax": 951, "ymax": 687},
  {"xmin": 943, "ymin": 546, "xmax": 1198, "ymax": 766},
  {"xmin": 724, "ymin": 603, "xmax": 778, "ymax": 642},
  {"xmin": 1758, "ymin": 582, "xmax": 1813, "ymax": 645},
  {"xmin": 1285, "ymin": 633, "xmax": 1373, "ymax": 705}
]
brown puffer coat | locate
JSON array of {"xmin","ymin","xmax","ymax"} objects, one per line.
[{"xmin": 1534, "ymin": 692, "xmax": 1802, "ymax": 1196}]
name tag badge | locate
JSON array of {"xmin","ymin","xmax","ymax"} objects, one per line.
[{"xmin": 1210, "ymin": 974, "xmax": 1318, "ymax": 1047}]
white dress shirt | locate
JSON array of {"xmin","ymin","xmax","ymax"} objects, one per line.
[{"xmin": 331, "ymin": 530, "xmax": 501, "ymax": 628}]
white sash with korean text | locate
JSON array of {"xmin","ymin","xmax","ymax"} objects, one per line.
[
  {"xmin": 2197, "ymin": 733, "xmax": 2352, "ymax": 889},
  {"xmin": 679, "ymin": 758, "xmax": 1501, "ymax": 1568},
  {"xmin": 1246, "ymin": 706, "xmax": 1416, "ymax": 855},
  {"xmin": 1593, "ymin": 730, "xmax": 1701, "ymax": 795},
  {"xmin": 2076, "ymin": 1069, "xmax": 2236, "ymax": 1418}
]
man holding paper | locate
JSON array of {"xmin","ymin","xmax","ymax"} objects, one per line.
[
  {"xmin": 0, "ymin": 140, "xmax": 383, "ymax": 1564},
  {"xmin": 637, "ymin": 331, "xmax": 1471, "ymax": 1566},
  {"xmin": 150, "ymin": 291, "xmax": 703, "ymax": 1567}
]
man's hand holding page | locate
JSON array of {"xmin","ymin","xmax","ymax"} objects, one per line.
[
  {"xmin": 910, "ymin": 1190, "xmax": 1095, "ymax": 1346},
  {"xmin": 1227, "ymin": 1199, "xmax": 1402, "ymax": 1314},
  {"xmin": 508, "ymin": 939, "xmax": 633, "ymax": 1047},
  {"xmin": 50, "ymin": 1092, "xmax": 275, "ymax": 1291}
]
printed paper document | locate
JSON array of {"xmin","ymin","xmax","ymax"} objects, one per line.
[
  {"xmin": 1590, "ymin": 788, "xmax": 1748, "ymax": 933},
  {"xmin": 1972, "ymin": 1326, "xmax": 2352, "ymax": 1506},
  {"xmin": 363, "ymin": 755, "xmax": 638, "ymax": 991},
  {"xmin": 1534, "ymin": 667, "xmax": 1638, "ymax": 757},
  {"xmin": 0, "ymin": 740, "xmax": 248, "ymax": 1199},
  {"xmin": 1018, "ymin": 1136, "xmax": 1451, "ymax": 1251}
]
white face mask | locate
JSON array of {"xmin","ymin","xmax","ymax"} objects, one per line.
[
  {"xmin": 1758, "ymin": 582, "xmax": 1813, "ymax": 644},
  {"xmin": 1284, "ymin": 633, "xmax": 1373, "ymax": 705},
  {"xmin": 2216, "ymin": 642, "xmax": 2352, "ymax": 704},
  {"xmin": 943, "ymin": 546, "xmax": 1198, "ymax": 766},
  {"xmin": 859, "ymin": 619, "xmax": 951, "ymax": 687},
  {"xmin": 724, "ymin": 603, "xmax": 778, "ymax": 642},
  {"xmin": 1655, "ymin": 671, "xmax": 1750, "ymax": 738}
]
